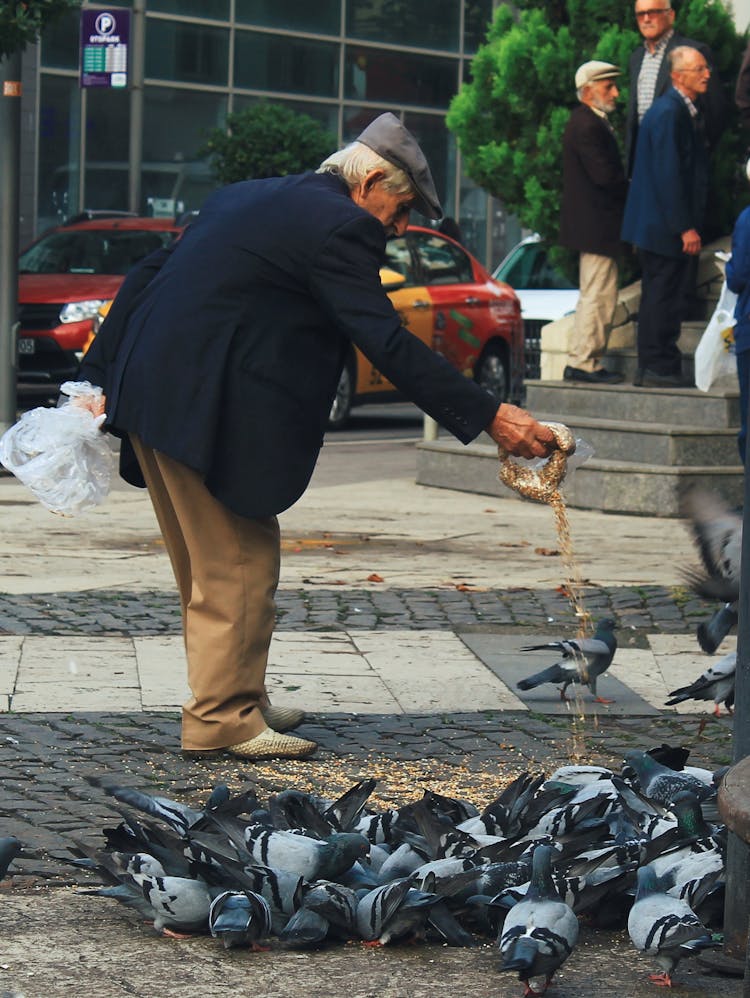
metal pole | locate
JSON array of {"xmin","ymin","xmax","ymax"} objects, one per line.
[
  {"xmin": 128, "ymin": 0, "xmax": 146, "ymax": 214},
  {"xmin": 423, "ymin": 413, "xmax": 438, "ymax": 441},
  {"xmin": 723, "ymin": 425, "xmax": 750, "ymax": 959},
  {"xmin": 0, "ymin": 47, "xmax": 21, "ymax": 436}
]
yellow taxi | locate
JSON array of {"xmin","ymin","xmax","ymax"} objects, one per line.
[{"xmin": 89, "ymin": 225, "xmax": 524, "ymax": 429}]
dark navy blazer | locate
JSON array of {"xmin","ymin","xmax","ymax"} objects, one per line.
[
  {"xmin": 621, "ymin": 87, "xmax": 708, "ymax": 259},
  {"xmin": 624, "ymin": 32, "xmax": 725, "ymax": 176},
  {"xmin": 79, "ymin": 171, "xmax": 499, "ymax": 518}
]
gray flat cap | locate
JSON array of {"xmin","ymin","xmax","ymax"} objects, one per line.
[{"xmin": 356, "ymin": 112, "xmax": 443, "ymax": 220}]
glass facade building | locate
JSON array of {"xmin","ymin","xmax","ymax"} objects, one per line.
[{"xmin": 20, "ymin": 1, "xmax": 520, "ymax": 267}]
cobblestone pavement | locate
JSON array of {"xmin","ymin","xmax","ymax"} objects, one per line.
[{"xmin": 0, "ymin": 581, "xmax": 716, "ymax": 636}]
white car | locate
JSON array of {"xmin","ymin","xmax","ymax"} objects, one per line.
[{"xmin": 493, "ymin": 234, "xmax": 579, "ymax": 379}]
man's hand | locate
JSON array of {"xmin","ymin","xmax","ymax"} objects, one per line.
[
  {"xmin": 681, "ymin": 228, "xmax": 702, "ymax": 255},
  {"xmin": 69, "ymin": 392, "xmax": 106, "ymax": 419},
  {"xmin": 486, "ymin": 403, "xmax": 557, "ymax": 459}
]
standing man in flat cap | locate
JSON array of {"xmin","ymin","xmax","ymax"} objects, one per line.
[
  {"xmin": 77, "ymin": 112, "xmax": 557, "ymax": 762},
  {"xmin": 622, "ymin": 46, "xmax": 710, "ymax": 387},
  {"xmin": 560, "ymin": 61, "xmax": 627, "ymax": 384}
]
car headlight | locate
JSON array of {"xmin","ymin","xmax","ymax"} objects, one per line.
[{"xmin": 59, "ymin": 299, "xmax": 107, "ymax": 324}]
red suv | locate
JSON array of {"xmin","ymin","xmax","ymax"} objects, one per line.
[{"xmin": 17, "ymin": 214, "xmax": 184, "ymax": 399}]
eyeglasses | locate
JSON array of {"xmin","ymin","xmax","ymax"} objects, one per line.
[{"xmin": 635, "ymin": 8, "xmax": 671, "ymax": 19}]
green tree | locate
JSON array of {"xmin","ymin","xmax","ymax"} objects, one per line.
[
  {"xmin": 201, "ymin": 104, "xmax": 337, "ymax": 185},
  {"xmin": 447, "ymin": 0, "xmax": 746, "ymax": 254},
  {"xmin": 0, "ymin": 0, "xmax": 80, "ymax": 59}
]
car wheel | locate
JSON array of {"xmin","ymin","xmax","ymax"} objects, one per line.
[
  {"xmin": 328, "ymin": 364, "xmax": 354, "ymax": 430},
  {"xmin": 475, "ymin": 343, "xmax": 509, "ymax": 403}
]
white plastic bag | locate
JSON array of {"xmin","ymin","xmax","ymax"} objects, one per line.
[
  {"xmin": 694, "ymin": 281, "xmax": 737, "ymax": 392},
  {"xmin": 0, "ymin": 381, "xmax": 113, "ymax": 515}
]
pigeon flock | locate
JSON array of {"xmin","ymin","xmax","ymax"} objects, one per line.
[{"xmin": 35, "ymin": 745, "xmax": 726, "ymax": 994}]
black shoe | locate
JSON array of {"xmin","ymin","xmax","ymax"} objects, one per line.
[
  {"xmin": 563, "ymin": 365, "xmax": 623, "ymax": 384},
  {"xmin": 636, "ymin": 368, "xmax": 693, "ymax": 388}
]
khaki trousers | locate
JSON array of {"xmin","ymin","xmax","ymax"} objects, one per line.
[
  {"xmin": 130, "ymin": 437, "xmax": 280, "ymax": 751},
  {"xmin": 567, "ymin": 252, "xmax": 619, "ymax": 372}
]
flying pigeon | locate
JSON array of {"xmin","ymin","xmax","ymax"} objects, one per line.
[
  {"xmin": 498, "ymin": 843, "xmax": 579, "ymax": 996},
  {"xmin": 680, "ymin": 485, "xmax": 741, "ymax": 604},
  {"xmin": 665, "ymin": 650, "xmax": 736, "ymax": 716},
  {"xmin": 627, "ymin": 864, "xmax": 718, "ymax": 986},
  {"xmin": 517, "ymin": 618, "xmax": 618, "ymax": 703}
]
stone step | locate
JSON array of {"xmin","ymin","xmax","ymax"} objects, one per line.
[
  {"xmin": 532, "ymin": 412, "xmax": 739, "ymax": 467},
  {"xmin": 525, "ymin": 380, "xmax": 740, "ymax": 428},
  {"xmin": 415, "ymin": 439, "xmax": 744, "ymax": 517}
]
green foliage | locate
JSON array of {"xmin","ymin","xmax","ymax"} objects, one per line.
[
  {"xmin": 201, "ymin": 103, "xmax": 337, "ymax": 185},
  {"xmin": 448, "ymin": 0, "xmax": 747, "ymax": 248},
  {"xmin": 0, "ymin": 0, "xmax": 80, "ymax": 60}
]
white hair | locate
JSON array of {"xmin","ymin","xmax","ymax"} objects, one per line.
[
  {"xmin": 670, "ymin": 45, "xmax": 701, "ymax": 72},
  {"xmin": 317, "ymin": 141, "xmax": 412, "ymax": 196}
]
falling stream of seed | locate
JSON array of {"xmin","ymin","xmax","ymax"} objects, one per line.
[{"xmin": 548, "ymin": 489, "xmax": 596, "ymax": 763}]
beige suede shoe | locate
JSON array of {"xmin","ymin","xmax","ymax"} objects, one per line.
[
  {"xmin": 227, "ymin": 729, "xmax": 317, "ymax": 760},
  {"xmin": 261, "ymin": 705, "xmax": 306, "ymax": 732}
]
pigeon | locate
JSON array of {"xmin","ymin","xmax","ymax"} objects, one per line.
[
  {"xmin": 0, "ymin": 837, "xmax": 22, "ymax": 880},
  {"xmin": 665, "ymin": 650, "xmax": 736, "ymax": 716},
  {"xmin": 680, "ymin": 485, "xmax": 741, "ymax": 604},
  {"xmin": 242, "ymin": 826, "xmax": 370, "ymax": 882},
  {"xmin": 498, "ymin": 843, "xmax": 579, "ymax": 997},
  {"xmin": 697, "ymin": 602, "xmax": 737, "ymax": 654},
  {"xmin": 517, "ymin": 617, "xmax": 617, "ymax": 703},
  {"xmin": 627, "ymin": 864, "xmax": 718, "ymax": 986},
  {"xmin": 209, "ymin": 890, "xmax": 272, "ymax": 949},
  {"xmin": 129, "ymin": 867, "xmax": 216, "ymax": 937},
  {"xmin": 623, "ymin": 751, "xmax": 717, "ymax": 809}
]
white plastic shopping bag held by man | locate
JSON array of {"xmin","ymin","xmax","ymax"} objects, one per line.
[{"xmin": 0, "ymin": 381, "xmax": 113, "ymax": 515}]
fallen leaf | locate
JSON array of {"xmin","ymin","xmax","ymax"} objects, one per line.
[
  {"xmin": 366, "ymin": 573, "xmax": 384, "ymax": 583},
  {"xmin": 535, "ymin": 547, "xmax": 560, "ymax": 557}
]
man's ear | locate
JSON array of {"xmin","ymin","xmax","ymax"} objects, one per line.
[{"xmin": 362, "ymin": 169, "xmax": 385, "ymax": 194}]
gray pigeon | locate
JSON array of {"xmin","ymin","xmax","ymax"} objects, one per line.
[
  {"xmin": 242, "ymin": 826, "xmax": 370, "ymax": 882},
  {"xmin": 680, "ymin": 485, "xmax": 741, "ymax": 604},
  {"xmin": 517, "ymin": 617, "xmax": 618, "ymax": 703},
  {"xmin": 627, "ymin": 864, "xmax": 718, "ymax": 986},
  {"xmin": 208, "ymin": 890, "xmax": 272, "ymax": 949},
  {"xmin": 498, "ymin": 843, "xmax": 579, "ymax": 996},
  {"xmin": 129, "ymin": 867, "xmax": 215, "ymax": 936},
  {"xmin": 623, "ymin": 751, "xmax": 717, "ymax": 809},
  {"xmin": 697, "ymin": 601, "xmax": 737, "ymax": 654},
  {"xmin": 0, "ymin": 837, "xmax": 22, "ymax": 881},
  {"xmin": 665, "ymin": 650, "xmax": 736, "ymax": 716}
]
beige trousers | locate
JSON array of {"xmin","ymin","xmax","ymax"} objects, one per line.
[
  {"xmin": 567, "ymin": 252, "xmax": 619, "ymax": 372},
  {"xmin": 130, "ymin": 437, "xmax": 280, "ymax": 751}
]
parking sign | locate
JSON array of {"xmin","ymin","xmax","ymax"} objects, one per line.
[{"xmin": 80, "ymin": 9, "xmax": 130, "ymax": 89}]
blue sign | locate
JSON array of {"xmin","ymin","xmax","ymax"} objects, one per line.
[{"xmin": 80, "ymin": 9, "xmax": 130, "ymax": 89}]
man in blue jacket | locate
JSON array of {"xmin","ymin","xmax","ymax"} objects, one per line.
[
  {"xmin": 621, "ymin": 46, "xmax": 710, "ymax": 387},
  {"xmin": 78, "ymin": 113, "xmax": 557, "ymax": 761}
]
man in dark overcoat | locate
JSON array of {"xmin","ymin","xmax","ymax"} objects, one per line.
[
  {"xmin": 78, "ymin": 113, "xmax": 557, "ymax": 760},
  {"xmin": 560, "ymin": 61, "xmax": 627, "ymax": 384},
  {"xmin": 621, "ymin": 47, "xmax": 710, "ymax": 387}
]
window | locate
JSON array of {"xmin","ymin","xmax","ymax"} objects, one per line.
[
  {"xmin": 236, "ymin": 0, "xmax": 339, "ymax": 36},
  {"xmin": 146, "ymin": 19, "xmax": 229, "ymax": 85},
  {"xmin": 384, "ymin": 236, "xmax": 417, "ymax": 285},
  {"xmin": 346, "ymin": 0, "xmax": 460, "ymax": 52},
  {"xmin": 235, "ymin": 31, "xmax": 339, "ymax": 97},
  {"xmin": 150, "ymin": 0, "xmax": 230, "ymax": 17},
  {"xmin": 411, "ymin": 232, "xmax": 473, "ymax": 285},
  {"xmin": 344, "ymin": 47, "xmax": 457, "ymax": 108}
]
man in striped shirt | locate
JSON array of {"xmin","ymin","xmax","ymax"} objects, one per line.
[{"xmin": 625, "ymin": 1, "xmax": 725, "ymax": 177}]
